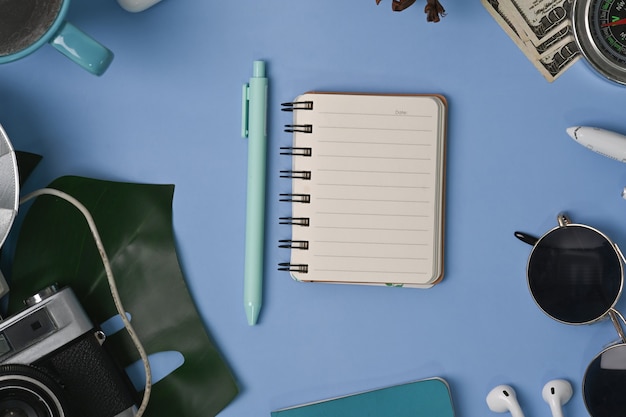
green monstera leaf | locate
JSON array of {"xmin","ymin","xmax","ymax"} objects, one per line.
[{"xmin": 8, "ymin": 175, "xmax": 238, "ymax": 417}]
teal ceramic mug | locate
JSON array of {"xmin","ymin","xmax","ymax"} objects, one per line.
[{"xmin": 0, "ymin": 0, "xmax": 113, "ymax": 76}]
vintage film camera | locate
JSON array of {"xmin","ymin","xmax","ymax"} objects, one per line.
[{"xmin": 0, "ymin": 285, "xmax": 137, "ymax": 417}]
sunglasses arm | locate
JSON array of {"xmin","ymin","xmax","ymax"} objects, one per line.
[{"xmin": 608, "ymin": 309, "xmax": 626, "ymax": 344}]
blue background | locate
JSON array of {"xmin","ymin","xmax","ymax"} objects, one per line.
[{"xmin": 2, "ymin": 1, "xmax": 626, "ymax": 416}]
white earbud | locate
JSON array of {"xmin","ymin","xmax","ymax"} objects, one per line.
[
  {"xmin": 487, "ymin": 385, "xmax": 525, "ymax": 417},
  {"xmin": 542, "ymin": 379, "xmax": 573, "ymax": 417}
]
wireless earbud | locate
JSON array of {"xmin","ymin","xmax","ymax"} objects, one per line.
[
  {"xmin": 542, "ymin": 379, "xmax": 573, "ymax": 417},
  {"xmin": 486, "ymin": 385, "xmax": 525, "ymax": 417}
]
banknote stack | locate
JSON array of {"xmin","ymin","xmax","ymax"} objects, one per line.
[{"xmin": 482, "ymin": 0, "xmax": 581, "ymax": 82}]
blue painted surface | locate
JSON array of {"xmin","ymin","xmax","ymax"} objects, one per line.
[{"xmin": 2, "ymin": 1, "xmax": 626, "ymax": 416}]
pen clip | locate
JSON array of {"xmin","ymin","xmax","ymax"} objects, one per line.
[{"xmin": 241, "ymin": 83, "xmax": 250, "ymax": 138}]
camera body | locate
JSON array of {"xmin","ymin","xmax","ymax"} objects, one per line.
[{"xmin": 0, "ymin": 285, "xmax": 136, "ymax": 417}]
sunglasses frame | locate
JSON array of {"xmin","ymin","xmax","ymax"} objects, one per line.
[
  {"xmin": 582, "ymin": 330, "xmax": 626, "ymax": 417},
  {"xmin": 518, "ymin": 213, "xmax": 626, "ymax": 335},
  {"xmin": 517, "ymin": 213, "xmax": 626, "ymax": 417}
]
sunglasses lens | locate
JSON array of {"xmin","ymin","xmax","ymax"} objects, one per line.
[
  {"xmin": 585, "ymin": 344, "xmax": 626, "ymax": 417},
  {"xmin": 528, "ymin": 226, "xmax": 622, "ymax": 323}
]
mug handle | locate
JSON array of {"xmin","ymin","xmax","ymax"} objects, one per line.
[{"xmin": 49, "ymin": 21, "xmax": 114, "ymax": 76}]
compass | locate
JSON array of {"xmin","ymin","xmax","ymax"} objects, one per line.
[{"xmin": 572, "ymin": 0, "xmax": 626, "ymax": 84}]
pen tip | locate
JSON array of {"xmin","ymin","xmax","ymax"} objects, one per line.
[{"xmin": 246, "ymin": 304, "xmax": 260, "ymax": 326}]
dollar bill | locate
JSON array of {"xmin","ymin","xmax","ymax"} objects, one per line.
[
  {"xmin": 503, "ymin": 0, "xmax": 574, "ymax": 46},
  {"xmin": 535, "ymin": 38, "xmax": 579, "ymax": 80},
  {"xmin": 482, "ymin": 0, "xmax": 580, "ymax": 81}
]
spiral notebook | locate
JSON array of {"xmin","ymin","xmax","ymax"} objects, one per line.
[
  {"xmin": 271, "ymin": 377, "xmax": 455, "ymax": 417},
  {"xmin": 279, "ymin": 92, "xmax": 447, "ymax": 288}
]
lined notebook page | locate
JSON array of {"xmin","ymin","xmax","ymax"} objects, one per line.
[{"xmin": 288, "ymin": 93, "xmax": 446, "ymax": 286}]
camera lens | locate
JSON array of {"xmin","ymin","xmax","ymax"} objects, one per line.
[
  {"xmin": 0, "ymin": 365, "xmax": 67, "ymax": 417},
  {"xmin": 1, "ymin": 397, "xmax": 42, "ymax": 417}
]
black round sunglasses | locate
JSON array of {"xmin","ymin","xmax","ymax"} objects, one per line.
[{"xmin": 516, "ymin": 213, "xmax": 626, "ymax": 417}]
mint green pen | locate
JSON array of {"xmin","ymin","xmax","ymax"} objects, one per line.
[{"xmin": 241, "ymin": 60, "xmax": 268, "ymax": 326}]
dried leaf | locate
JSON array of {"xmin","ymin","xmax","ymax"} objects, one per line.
[
  {"xmin": 375, "ymin": 0, "xmax": 446, "ymax": 22},
  {"xmin": 392, "ymin": 0, "xmax": 416, "ymax": 11},
  {"xmin": 425, "ymin": 0, "xmax": 446, "ymax": 22}
]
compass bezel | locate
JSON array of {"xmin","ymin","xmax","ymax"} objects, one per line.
[{"xmin": 573, "ymin": 0, "xmax": 626, "ymax": 85}]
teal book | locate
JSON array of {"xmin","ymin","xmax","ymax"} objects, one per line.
[{"xmin": 271, "ymin": 377, "xmax": 455, "ymax": 417}]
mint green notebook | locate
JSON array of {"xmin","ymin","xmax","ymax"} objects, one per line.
[{"xmin": 271, "ymin": 377, "xmax": 455, "ymax": 417}]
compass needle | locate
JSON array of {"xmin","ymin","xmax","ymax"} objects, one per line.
[{"xmin": 602, "ymin": 17, "xmax": 626, "ymax": 26}]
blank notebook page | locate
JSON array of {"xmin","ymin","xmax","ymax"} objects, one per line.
[{"xmin": 286, "ymin": 92, "xmax": 447, "ymax": 286}]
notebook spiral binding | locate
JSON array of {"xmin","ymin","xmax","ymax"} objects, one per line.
[
  {"xmin": 281, "ymin": 101, "xmax": 313, "ymax": 111},
  {"xmin": 279, "ymin": 217, "xmax": 310, "ymax": 226},
  {"xmin": 279, "ymin": 240, "xmax": 309, "ymax": 250},
  {"xmin": 280, "ymin": 170, "xmax": 312, "ymax": 180},
  {"xmin": 280, "ymin": 147, "xmax": 312, "ymax": 157},
  {"xmin": 279, "ymin": 99, "xmax": 316, "ymax": 273},
  {"xmin": 278, "ymin": 263, "xmax": 309, "ymax": 273},
  {"xmin": 280, "ymin": 193, "xmax": 311, "ymax": 203},
  {"xmin": 285, "ymin": 124, "xmax": 313, "ymax": 133}
]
